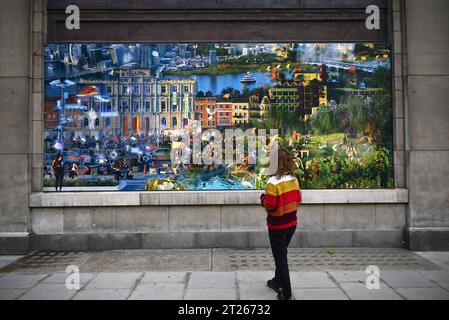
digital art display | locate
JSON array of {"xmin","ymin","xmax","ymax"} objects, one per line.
[{"xmin": 43, "ymin": 43, "xmax": 393, "ymax": 191}]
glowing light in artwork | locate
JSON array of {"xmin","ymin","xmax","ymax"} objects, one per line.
[
  {"xmin": 54, "ymin": 142, "xmax": 63, "ymax": 150},
  {"xmin": 86, "ymin": 109, "xmax": 98, "ymax": 130}
]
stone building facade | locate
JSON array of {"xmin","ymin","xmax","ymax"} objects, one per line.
[{"xmin": 0, "ymin": 0, "xmax": 448, "ymax": 253}]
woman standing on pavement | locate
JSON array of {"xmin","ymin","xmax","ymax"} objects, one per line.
[{"xmin": 260, "ymin": 147, "xmax": 302, "ymax": 300}]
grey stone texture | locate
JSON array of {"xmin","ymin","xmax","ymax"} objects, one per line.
[
  {"xmin": 0, "ymin": 0, "xmax": 448, "ymax": 252},
  {"xmin": 0, "ymin": 250, "xmax": 448, "ymax": 300},
  {"xmin": 403, "ymin": 0, "xmax": 449, "ymax": 250}
]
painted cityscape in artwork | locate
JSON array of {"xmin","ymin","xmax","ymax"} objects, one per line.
[{"xmin": 43, "ymin": 43, "xmax": 393, "ymax": 191}]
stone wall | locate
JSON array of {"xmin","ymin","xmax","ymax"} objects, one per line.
[
  {"xmin": 403, "ymin": 0, "xmax": 449, "ymax": 250},
  {"xmin": 1, "ymin": 0, "xmax": 448, "ymax": 253},
  {"xmin": 29, "ymin": 203, "xmax": 406, "ymax": 251}
]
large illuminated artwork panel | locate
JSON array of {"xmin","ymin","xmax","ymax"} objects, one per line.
[{"xmin": 43, "ymin": 43, "xmax": 393, "ymax": 191}]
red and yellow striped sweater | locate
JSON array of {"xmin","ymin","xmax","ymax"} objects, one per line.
[{"xmin": 260, "ymin": 175, "xmax": 302, "ymax": 230}]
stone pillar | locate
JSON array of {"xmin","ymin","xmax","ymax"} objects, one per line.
[
  {"xmin": 404, "ymin": 0, "xmax": 449, "ymax": 250},
  {"xmin": 0, "ymin": 0, "xmax": 33, "ymax": 253}
]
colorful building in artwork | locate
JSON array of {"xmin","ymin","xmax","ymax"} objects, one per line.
[
  {"xmin": 268, "ymin": 86, "xmax": 300, "ymax": 112},
  {"xmin": 232, "ymin": 102, "xmax": 249, "ymax": 125},
  {"xmin": 194, "ymin": 97, "xmax": 217, "ymax": 128},
  {"xmin": 44, "ymin": 101, "xmax": 59, "ymax": 129},
  {"xmin": 268, "ymin": 70, "xmax": 328, "ymax": 121},
  {"xmin": 73, "ymin": 68, "xmax": 196, "ymax": 137},
  {"xmin": 216, "ymin": 102, "xmax": 233, "ymax": 127},
  {"xmin": 159, "ymin": 78, "xmax": 196, "ymax": 132}
]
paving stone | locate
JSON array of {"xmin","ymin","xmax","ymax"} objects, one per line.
[
  {"xmin": 290, "ymin": 272, "xmax": 336, "ymax": 288},
  {"xmin": 0, "ymin": 273, "xmax": 48, "ymax": 289},
  {"xmin": 328, "ymin": 271, "xmax": 369, "ymax": 283},
  {"xmin": 73, "ymin": 289, "xmax": 131, "ymax": 300},
  {"xmin": 82, "ymin": 249, "xmax": 211, "ymax": 272},
  {"xmin": 395, "ymin": 287, "xmax": 449, "ymax": 300},
  {"xmin": 42, "ymin": 272, "xmax": 96, "ymax": 285},
  {"xmin": 0, "ymin": 256, "xmax": 23, "ymax": 269},
  {"xmin": 418, "ymin": 271, "xmax": 449, "ymax": 282},
  {"xmin": 18, "ymin": 283, "xmax": 78, "ymax": 300},
  {"xmin": 437, "ymin": 282, "xmax": 449, "ymax": 291},
  {"xmin": 238, "ymin": 283, "xmax": 277, "ymax": 300},
  {"xmin": 128, "ymin": 283, "xmax": 184, "ymax": 300},
  {"xmin": 184, "ymin": 288, "xmax": 237, "ymax": 300},
  {"xmin": 188, "ymin": 272, "xmax": 236, "ymax": 289},
  {"xmin": 381, "ymin": 270, "xmax": 436, "ymax": 288},
  {"xmin": 141, "ymin": 272, "xmax": 187, "ymax": 283},
  {"xmin": 0, "ymin": 288, "xmax": 27, "ymax": 300},
  {"xmin": 85, "ymin": 272, "xmax": 142, "ymax": 289},
  {"xmin": 292, "ymin": 288, "xmax": 349, "ymax": 300},
  {"xmin": 416, "ymin": 252, "xmax": 449, "ymax": 270},
  {"xmin": 236, "ymin": 271, "xmax": 274, "ymax": 283},
  {"xmin": 340, "ymin": 282, "xmax": 403, "ymax": 300}
]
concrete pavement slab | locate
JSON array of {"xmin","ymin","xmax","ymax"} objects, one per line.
[
  {"xmin": 85, "ymin": 272, "xmax": 142, "ymax": 289},
  {"xmin": 42, "ymin": 272, "xmax": 96, "ymax": 285},
  {"xmin": 292, "ymin": 288, "xmax": 349, "ymax": 300},
  {"xmin": 0, "ymin": 256, "xmax": 24, "ymax": 269},
  {"xmin": 236, "ymin": 271, "xmax": 274, "ymax": 283},
  {"xmin": 380, "ymin": 270, "xmax": 437, "ymax": 288},
  {"xmin": 141, "ymin": 272, "xmax": 187, "ymax": 283},
  {"xmin": 188, "ymin": 272, "xmax": 236, "ymax": 289},
  {"xmin": 417, "ymin": 270, "xmax": 449, "ymax": 282},
  {"xmin": 328, "ymin": 271, "xmax": 369, "ymax": 283},
  {"xmin": 290, "ymin": 272, "xmax": 337, "ymax": 288},
  {"xmin": 416, "ymin": 252, "xmax": 449, "ymax": 270},
  {"xmin": 184, "ymin": 288, "xmax": 237, "ymax": 300},
  {"xmin": 0, "ymin": 288, "xmax": 27, "ymax": 300},
  {"xmin": 437, "ymin": 282, "xmax": 449, "ymax": 291},
  {"xmin": 395, "ymin": 287, "xmax": 449, "ymax": 300},
  {"xmin": 238, "ymin": 283, "xmax": 277, "ymax": 300},
  {"xmin": 340, "ymin": 282, "xmax": 403, "ymax": 300},
  {"xmin": 0, "ymin": 273, "xmax": 48, "ymax": 289},
  {"xmin": 18, "ymin": 283, "xmax": 78, "ymax": 300},
  {"xmin": 73, "ymin": 289, "xmax": 131, "ymax": 300},
  {"xmin": 128, "ymin": 283, "xmax": 184, "ymax": 300}
]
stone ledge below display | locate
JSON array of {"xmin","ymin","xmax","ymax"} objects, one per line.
[
  {"xmin": 29, "ymin": 189, "xmax": 409, "ymax": 207},
  {"xmin": 405, "ymin": 227, "xmax": 449, "ymax": 251},
  {"xmin": 0, "ymin": 232, "xmax": 30, "ymax": 255},
  {"xmin": 28, "ymin": 229, "xmax": 406, "ymax": 251}
]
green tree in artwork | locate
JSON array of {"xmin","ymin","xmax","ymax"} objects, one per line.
[
  {"xmin": 345, "ymin": 92, "xmax": 392, "ymax": 147},
  {"xmin": 369, "ymin": 67, "xmax": 392, "ymax": 91},
  {"xmin": 265, "ymin": 104, "xmax": 301, "ymax": 135}
]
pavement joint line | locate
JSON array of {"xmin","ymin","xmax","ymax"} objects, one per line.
[
  {"xmin": 436, "ymin": 282, "xmax": 449, "ymax": 293},
  {"xmin": 181, "ymin": 272, "xmax": 192, "ymax": 300},
  {"xmin": 326, "ymin": 271, "xmax": 351, "ymax": 300},
  {"xmin": 211, "ymin": 249, "xmax": 214, "ymax": 271},
  {"xmin": 126, "ymin": 272, "xmax": 145, "ymax": 300},
  {"xmin": 70, "ymin": 272, "xmax": 99, "ymax": 300},
  {"xmin": 389, "ymin": 284, "xmax": 407, "ymax": 300},
  {"xmin": 234, "ymin": 271, "xmax": 241, "ymax": 300},
  {"xmin": 14, "ymin": 273, "xmax": 53, "ymax": 300}
]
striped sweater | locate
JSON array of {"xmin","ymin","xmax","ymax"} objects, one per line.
[{"xmin": 260, "ymin": 175, "xmax": 301, "ymax": 230}]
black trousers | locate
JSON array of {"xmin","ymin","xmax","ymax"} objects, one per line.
[
  {"xmin": 268, "ymin": 225, "xmax": 296, "ymax": 296},
  {"xmin": 55, "ymin": 173, "xmax": 64, "ymax": 190}
]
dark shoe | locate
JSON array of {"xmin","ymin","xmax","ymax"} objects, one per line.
[
  {"xmin": 267, "ymin": 278, "xmax": 281, "ymax": 293},
  {"xmin": 277, "ymin": 289, "xmax": 291, "ymax": 300}
]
